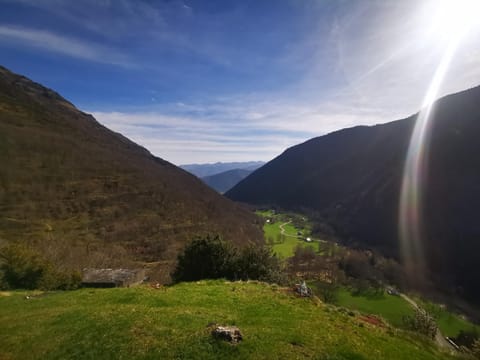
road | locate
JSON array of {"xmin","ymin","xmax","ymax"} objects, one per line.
[
  {"xmin": 278, "ymin": 220, "xmax": 302, "ymax": 238},
  {"xmin": 278, "ymin": 220, "xmax": 327, "ymax": 243}
]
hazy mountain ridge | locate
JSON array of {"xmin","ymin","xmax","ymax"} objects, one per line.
[
  {"xmin": 227, "ymin": 85, "xmax": 480, "ymax": 304},
  {"xmin": 181, "ymin": 161, "xmax": 264, "ymax": 178},
  {"xmin": 201, "ymin": 168, "xmax": 253, "ymax": 193},
  {"xmin": 0, "ymin": 66, "xmax": 263, "ymax": 278}
]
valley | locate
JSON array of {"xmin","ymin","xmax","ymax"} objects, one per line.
[{"xmin": 2, "ymin": 0, "xmax": 480, "ymax": 355}]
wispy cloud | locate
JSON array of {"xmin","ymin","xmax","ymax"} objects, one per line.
[
  {"xmin": 0, "ymin": 26, "xmax": 131, "ymax": 66},
  {"xmin": 91, "ymin": 98, "xmax": 390, "ymax": 165},
  {"xmin": 3, "ymin": 0, "xmax": 480, "ymax": 165}
]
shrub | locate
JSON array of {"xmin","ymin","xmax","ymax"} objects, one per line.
[
  {"xmin": 472, "ymin": 338, "xmax": 480, "ymax": 358},
  {"xmin": 313, "ymin": 280, "xmax": 338, "ymax": 304},
  {"xmin": 172, "ymin": 235, "xmax": 284, "ymax": 284},
  {"xmin": 454, "ymin": 329, "xmax": 479, "ymax": 348},
  {"xmin": 340, "ymin": 251, "xmax": 372, "ymax": 280},
  {"xmin": 0, "ymin": 243, "xmax": 81, "ymax": 290},
  {"xmin": 172, "ymin": 235, "xmax": 237, "ymax": 282},
  {"xmin": 0, "ymin": 270, "xmax": 7, "ymax": 290},
  {"xmin": 403, "ymin": 308, "xmax": 438, "ymax": 339},
  {"xmin": 235, "ymin": 245, "xmax": 284, "ymax": 283},
  {"xmin": 0, "ymin": 244, "xmax": 47, "ymax": 289}
]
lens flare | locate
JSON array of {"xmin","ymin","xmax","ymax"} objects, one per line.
[{"xmin": 398, "ymin": 0, "xmax": 477, "ymax": 280}]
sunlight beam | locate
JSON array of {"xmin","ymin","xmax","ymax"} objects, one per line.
[{"xmin": 398, "ymin": 0, "xmax": 478, "ymax": 282}]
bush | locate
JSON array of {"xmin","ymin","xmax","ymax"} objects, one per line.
[
  {"xmin": 313, "ymin": 280, "xmax": 338, "ymax": 304},
  {"xmin": 454, "ymin": 329, "xmax": 479, "ymax": 348},
  {"xmin": 0, "ymin": 270, "xmax": 7, "ymax": 290},
  {"xmin": 472, "ymin": 338, "xmax": 480, "ymax": 358},
  {"xmin": 172, "ymin": 235, "xmax": 284, "ymax": 284},
  {"xmin": 0, "ymin": 244, "xmax": 47, "ymax": 289},
  {"xmin": 0, "ymin": 243, "xmax": 81, "ymax": 290},
  {"xmin": 237, "ymin": 245, "xmax": 285, "ymax": 283},
  {"xmin": 172, "ymin": 235, "xmax": 237, "ymax": 282},
  {"xmin": 403, "ymin": 308, "xmax": 438, "ymax": 339},
  {"xmin": 340, "ymin": 251, "xmax": 372, "ymax": 280}
]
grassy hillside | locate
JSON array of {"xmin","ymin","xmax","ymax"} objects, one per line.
[
  {"xmin": 0, "ymin": 281, "xmax": 457, "ymax": 360},
  {"xmin": 0, "ymin": 66, "xmax": 262, "ymax": 278}
]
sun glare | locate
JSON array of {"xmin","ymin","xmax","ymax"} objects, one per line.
[
  {"xmin": 428, "ymin": 0, "xmax": 480, "ymax": 42},
  {"xmin": 399, "ymin": 0, "xmax": 479, "ymax": 280}
]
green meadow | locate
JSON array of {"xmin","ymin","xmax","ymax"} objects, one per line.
[
  {"xmin": 257, "ymin": 210, "xmax": 318, "ymax": 258},
  {"xmin": 0, "ymin": 282, "xmax": 456, "ymax": 360},
  {"xmin": 417, "ymin": 298, "xmax": 480, "ymax": 338},
  {"xmin": 335, "ymin": 288, "xmax": 414, "ymax": 328}
]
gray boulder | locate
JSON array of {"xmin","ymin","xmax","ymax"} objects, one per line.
[{"xmin": 212, "ymin": 325, "xmax": 243, "ymax": 344}]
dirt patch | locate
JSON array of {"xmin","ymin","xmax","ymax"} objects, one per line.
[
  {"xmin": 358, "ymin": 315, "xmax": 386, "ymax": 328},
  {"xmin": 0, "ymin": 291, "xmax": 12, "ymax": 297}
]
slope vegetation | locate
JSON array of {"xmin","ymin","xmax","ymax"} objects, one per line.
[{"xmin": 0, "ymin": 66, "xmax": 262, "ymax": 275}]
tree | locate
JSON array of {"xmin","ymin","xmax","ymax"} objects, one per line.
[
  {"xmin": 340, "ymin": 251, "xmax": 372, "ymax": 280},
  {"xmin": 313, "ymin": 280, "xmax": 338, "ymax": 303},
  {"xmin": 171, "ymin": 235, "xmax": 285, "ymax": 284},
  {"xmin": 289, "ymin": 246, "xmax": 325, "ymax": 274},
  {"xmin": 171, "ymin": 235, "xmax": 236, "ymax": 282},
  {"xmin": 403, "ymin": 308, "xmax": 438, "ymax": 339},
  {"xmin": 235, "ymin": 245, "xmax": 283, "ymax": 282}
]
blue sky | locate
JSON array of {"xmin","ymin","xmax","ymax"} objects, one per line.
[{"xmin": 1, "ymin": 0, "xmax": 480, "ymax": 165}]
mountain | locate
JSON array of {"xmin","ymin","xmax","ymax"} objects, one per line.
[
  {"xmin": 181, "ymin": 161, "xmax": 264, "ymax": 178},
  {"xmin": 227, "ymin": 85, "xmax": 480, "ymax": 303},
  {"xmin": 0, "ymin": 66, "xmax": 262, "ymax": 278},
  {"xmin": 201, "ymin": 168, "xmax": 253, "ymax": 193}
]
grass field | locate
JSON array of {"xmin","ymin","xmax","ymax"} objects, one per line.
[
  {"xmin": 258, "ymin": 210, "xmax": 318, "ymax": 258},
  {"xmin": 418, "ymin": 299, "xmax": 480, "ymax": 338},
  {"xmin": 0, "ymin": 282, "xmax": 456, "ymax": 360},
  {"xmin": 335, "ymin": 288, "xmax": 415, "ymax": 328},
  {"xmin": 272, "ymin": 235, "xmax": 318, "ymax": 258}
]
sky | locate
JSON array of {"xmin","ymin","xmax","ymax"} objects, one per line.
[{"xmin": 1, "ymin": 0, "xmax": 479, "ymax": 165}]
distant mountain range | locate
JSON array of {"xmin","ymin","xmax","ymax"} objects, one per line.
[
  {"xmin": 201, "ymin": 168, "xmax": 253, "ymax": 193},
  {"xmin": 181, "ymin": 161, "xmax": 264, "ymax": 178},
  {"xmin": 227, "ymin": 85, "xmax": 480, "ymax": 304},
  {"xmin": 0, "ymin": 66, "xmax": 262, "ymax": 280}
]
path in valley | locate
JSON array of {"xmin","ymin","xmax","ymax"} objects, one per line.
[
  {"xmin": 279, "ymin": 220, "xmax": 301, "ymax": 238},
  {"xmin": 278, "ymin": 220, "xmax": 326, "ymax": 243},
  {"xmin": 400, "ymin": 294, "xmax": 454, "ymax": 351}
]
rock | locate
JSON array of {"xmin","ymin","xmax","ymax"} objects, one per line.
[
  {"xmin": 294, "ymin": 281, "xmax": 312, "ymax": 297},
  {"xmin": 212, "ymin": 325, "xmax": 243, "ymax": 344}
]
